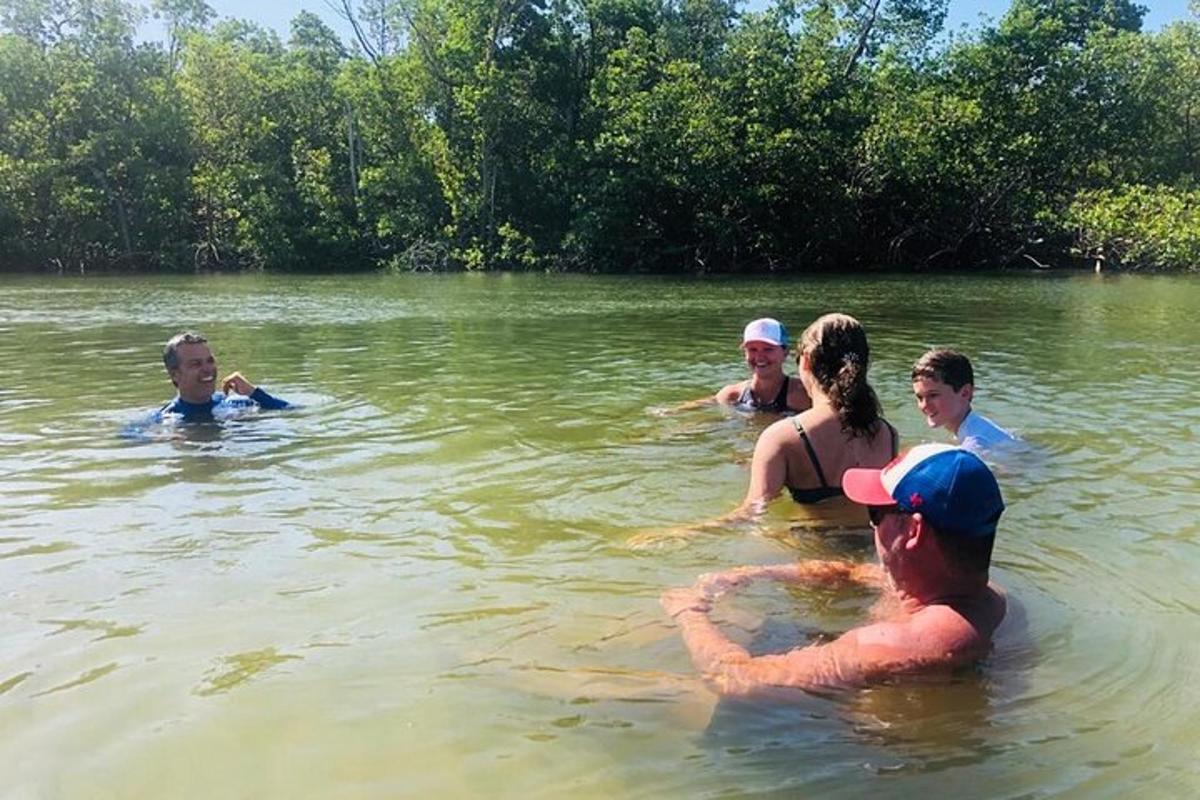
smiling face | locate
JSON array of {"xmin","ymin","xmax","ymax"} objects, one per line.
[
  {"xmin": 169, "ymin": 341, "xmax": 218, "ymax": 403},
  {"xmin": 913, "ymin": 376, "xmax": 973, "ymax": 433},
  {"xmin": 742, "ymin": 340, "xmax": 787, "ymax": 377}
]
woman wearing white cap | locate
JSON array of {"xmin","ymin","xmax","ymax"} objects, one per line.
[
  {"xmin": 663, "ymin": 318, "xmax": 811, "ymax": 415},
  {"xmin": 630, "ymin": 313, "xmax": 896, "ymax": 547},
  {"xmin": 716, "ymin": 318, "xmax": 812, "ymax": 414},
  {"xmin": 740, "ymin": 313, "xmax": 898, "ymax": 516}
]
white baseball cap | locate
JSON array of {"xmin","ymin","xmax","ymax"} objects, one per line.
[{"xmin": 742, "ymin": 318, "xmax": 789, "ymax": 348}]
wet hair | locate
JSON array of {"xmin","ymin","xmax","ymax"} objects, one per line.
[
  {"xmin": 163, "ymin": 331, "xmax": 208, "ymax": 372},
  {"xmin": 912, "ymin": 349, "xmax": 974, "ymax": 392},
  {"xmin": 931, "ymin": 528, "xmax": 995, "ymax": 575},
  {"xmin": 799, "ymin": 313, "xmax": 881, "ymax": 437}
]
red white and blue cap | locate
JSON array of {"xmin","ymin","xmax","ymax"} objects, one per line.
[
  {"xmin": 842, "ymin": 443, "xmax": 1004, "ymax": 538},
  {"xmin": 742, "ymin": 318, "xmax": 789, "ymax": 348}
]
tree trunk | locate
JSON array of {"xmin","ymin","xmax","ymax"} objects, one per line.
[{"xmin": 92, "ymin": 167, "xmax": 134, "ymax": 262}]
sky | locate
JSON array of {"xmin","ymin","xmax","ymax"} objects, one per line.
[{"xmin": 139, "ymin": 0, "xmax": 1196, "ymax": 45}]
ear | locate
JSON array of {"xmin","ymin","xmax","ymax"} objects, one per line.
[
  {"xmin": 167, "ymin": 368, "xmax": 180, "ymax": 387},
  {"xmin": 959, "ymin": 383, "xmax": 975, "ymax": 403},
  {"xmin": 903, "ymin": 512, "xmax": 928, "ymax": 551}
]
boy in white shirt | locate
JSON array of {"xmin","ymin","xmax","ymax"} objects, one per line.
[{"xmin": 911, "ymin": 349, "xmax": 1017, "ymax": 454}]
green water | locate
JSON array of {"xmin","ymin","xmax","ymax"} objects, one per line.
[{"xmin": 1, "ymin": 272, "xmax": 1198, "ymax": 798}]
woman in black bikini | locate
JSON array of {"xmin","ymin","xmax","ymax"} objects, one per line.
[
  {"xmin": 714, "ymin": 318, "xmax": 811, "ymax": 414},
  {"xmin": 628, "ymin": 313, "xmax": 896, "ymax": 547},
  {"xmin": 739, "ymin": 313, "xmax": 898, "ymax": 515},
  {"xmin": 661, "ymin": 318, "xmax": 811, "ymax": 415}
]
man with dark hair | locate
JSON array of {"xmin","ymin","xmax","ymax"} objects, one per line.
[
  {"xmin": 911, "ymin": 348, "xmax": 1016, "ymax": 454},
  {"xmin": 158, "ymin": 331, "xmax": 290, "ymax": 421},
  {"xmin": 661, "ymin": 444, "xmax": 1007, "ymax": 695}
]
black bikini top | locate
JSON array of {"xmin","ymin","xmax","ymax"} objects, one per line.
[
  {"xmin": 786, "ymin": 418, "xmax": 898, "ymax": 504},
  {"xmin": 733, "ymin": 375, "xmax": 791, "ymax": 414}
]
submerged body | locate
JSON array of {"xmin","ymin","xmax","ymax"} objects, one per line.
[
  {"xmin": 127, "ymin": 331, "xmax": 293, "ymax": 433},
  {"xmin": 157, "ymin": 387, "xmax": 291, "ymax": 422},
  {"xmin": 664, "ymin": 444, "xmax": 1009, "ymax": 695},
  {"xmin": 727, "ymin": 374, "xmax": 795, "ymax": 414},
  {"xmin": 664, "ymin": 561, "xmax": 1006, "ymax": 694},
  {"xmin": 956, "ymin": 409, "xmax": 1018, "ymax": 454}
]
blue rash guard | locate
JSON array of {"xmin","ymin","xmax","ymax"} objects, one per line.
[{"xmin": 158, "ymin": 388, "xmax": 291, "ymax": 422}]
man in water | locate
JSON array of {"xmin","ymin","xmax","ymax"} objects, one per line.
[
  {"xmin": 661, "ymin": 443, "xmax": 1007, "ymax": 695},
  {"xmin": 911, "ymin": 349, "xmax": 1017, "ymax": 454},
  {"xmin": 158, "ymin": 331, "xmax": 290, "ymax": 421}
]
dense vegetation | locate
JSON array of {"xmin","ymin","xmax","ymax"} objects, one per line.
[{"xmin": 0, "ymin": 0, "xmax": 1197, "ymax": 273}]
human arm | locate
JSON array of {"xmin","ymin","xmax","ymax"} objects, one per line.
[
  {"xmin": 664, "ymin": 583, "xmax": 932, "ymax": 694},
  {"xmin": 652, "ymin": 381, "xmax": 743, "ymax": 416},
  {"xmin": 669, "ymin": 611, "xmax": 919, "ymax": 694},
  {"xmin": 222, "ymin": 372, "xmax": 291, "ymax": 409},
  {"xmin": 739, "ymin": 419, "xmax": 793, "ymax": 510},
  {"xmin": 714, "ymin": 381, "xmax": 746, "ymax": 406},
  {"xmin": 221, "ymin": 372, "xmax": 257, "ymax": 396},
  {"xmin": 249, "ymin": 387, "xmax": 291, "ymax": 410},
  {"xmin": 656, "ymin": 395, "xmax": 718, "ymax": 414},
  {"xmin": 626, "ymin": 419, "xmax": 793, "ymax": 549},
  {"xmin": 694, "ymin": 560, "xmax": 884, "ymax": 597},
  {"xmin": 664, "ymin": 572, "xmax": 986, "ymax": 694}
]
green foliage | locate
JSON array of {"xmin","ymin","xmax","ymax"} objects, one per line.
[
  {"xmin": 0, "ymin": 0, "xmax": 1197, "ymax": 272},
  {"xmin": 1067, "ymin": 184, "xmax": 1200, "ymax": 271}
]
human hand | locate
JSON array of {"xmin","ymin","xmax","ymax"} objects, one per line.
[
  {"xmin": 221, "ymin": 372, "xmax": 257, "ymax": 396},
  {"xmin": 660, "ymin": 587, "xmax": 711, "ymax": 619},
  {"xmin": 626, "ymin": 525, "xmax": 707, "ymax": 551},
  {"xmin": 695, "ymin": 567, "xmax": 758, "ymax": 599}
]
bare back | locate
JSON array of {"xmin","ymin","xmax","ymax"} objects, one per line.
[
  {"xmin": 785, "ymin": 407, "xmax": 896, "ymax": 492},
  {"xmin": 743, "ymin": 406, "xmax": 897, "ymax": 508}
]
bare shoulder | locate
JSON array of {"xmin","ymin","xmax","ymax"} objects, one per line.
[
  {"xmin": 715, "ymin": 380, "xmax": 747, "ymax": 404},
  {"xmin": 869, "ymin": 414, "xmax": 899, "ymax": 453},
  {"xmin": 756, "ymin": 415, "xmax": 799, "ymax": 449},
  {"xmin": 786, "ymin": 379, "xmax": 813, "ymax": 412},
  {"xmin": 903, "ymin": 589, "xmax": 1007, "ymax": 659},
  {"xmin": 843, "ymin": 609, "xmax": 988, "ymax": 675}
]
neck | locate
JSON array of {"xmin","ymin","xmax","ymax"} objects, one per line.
[
  {"xmin": 891, "ymin": 568, "xmax": 988, "ymax": 610},
  {"xmin": 949, "ymin": 407, "xmax": 971, "ymax": 436},
  {"xmin": 178, "ymin": 389, "xmax": 212, "ymax": 405},
  {"xmin": 749, "ymin": 370, "xmax": 784, "ymax": 394},
  {"xmin": 807, "ymin": 385, "xmax": 833, "ymax": 411}
]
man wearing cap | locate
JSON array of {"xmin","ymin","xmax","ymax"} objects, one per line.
[{"xmin": 661, "ymin": 444, "xmax": 1007, "ymax": 694}]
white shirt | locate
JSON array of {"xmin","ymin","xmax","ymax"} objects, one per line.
[{"xmin": 956, "ymin": 409, "xmax": 1018, "ymax": 454}]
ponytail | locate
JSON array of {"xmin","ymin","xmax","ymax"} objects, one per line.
[{"xmin": 800, "ymin": 314, "xmax": 881, "ymax": 437}]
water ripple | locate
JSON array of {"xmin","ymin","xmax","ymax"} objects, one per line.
[{"xmin": 1, "ymin": 273, "xmax": 1198, "ymax": 797}]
